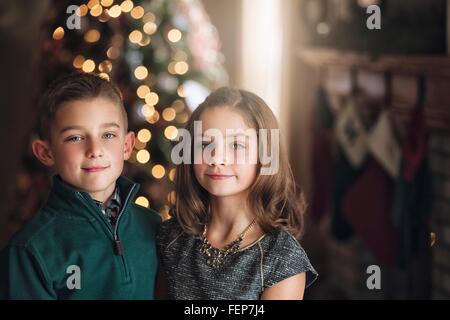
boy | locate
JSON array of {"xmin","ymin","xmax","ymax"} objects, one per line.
[{"xmin": 0, "ymin": 72, "xmax": 161, "ymax": 299}]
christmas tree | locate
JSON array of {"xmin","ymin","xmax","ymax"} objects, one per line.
[{"xmin": 5, "ymin": 0, "xmax": 227, "ymax": 239}]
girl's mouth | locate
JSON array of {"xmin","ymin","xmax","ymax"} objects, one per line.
[{"xmin": 206, "ymin": 174, "xmax": 235, "ymax": 180}]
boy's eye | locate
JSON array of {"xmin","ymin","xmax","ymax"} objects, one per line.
[
  {"xmin": 103, "ymin": 132, "xmax": 117, "ymax": 139},
  {"xmin": 65, "ymin": 136, "xmax": 83, "ymax": 142}
]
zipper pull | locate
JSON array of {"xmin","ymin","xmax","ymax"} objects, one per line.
[{"xmin": 115, "ymin": 239, "xmax": 123, "ymax": 256}]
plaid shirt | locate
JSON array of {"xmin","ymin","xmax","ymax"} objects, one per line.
[{"xmin": 93, "ymin": 187, "xmax": 121, "ymax": 227}]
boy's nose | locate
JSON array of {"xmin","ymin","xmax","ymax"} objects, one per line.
[{"xmin": 86, "ymin": 139, "xmax": 104, "ymax": 158}]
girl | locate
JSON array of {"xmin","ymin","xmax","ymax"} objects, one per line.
[{"xmin": 156, "ymin": 87, "xmax": 317, "ymax": 299}]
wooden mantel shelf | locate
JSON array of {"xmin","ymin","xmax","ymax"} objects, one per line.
[{"xmin": 297, "ymin": 47, "xmax": 450, "ymax": 76}]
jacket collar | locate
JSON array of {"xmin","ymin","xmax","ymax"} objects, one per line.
[{"xmin": 45, "ymin": 175, "xmax": 140, "ymax": 219}]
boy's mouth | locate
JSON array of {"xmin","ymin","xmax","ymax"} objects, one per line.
[{"xmin": 82, "ymin": 166, "xmax": 110, "ymax": 173}]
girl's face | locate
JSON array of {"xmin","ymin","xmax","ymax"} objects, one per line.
[{"xmin": 193, "ymin": 106, "xmax": 259, "ymax": 199}]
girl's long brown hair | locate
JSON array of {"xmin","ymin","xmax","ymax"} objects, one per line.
[{"xmin": 173, "ymin": 87, "xmax": 307, "ymax": 239}]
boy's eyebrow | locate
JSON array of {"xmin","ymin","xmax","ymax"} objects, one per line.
[{"xmin": 59, "ymin": 122, "xmax": 121, "ymax": 133}]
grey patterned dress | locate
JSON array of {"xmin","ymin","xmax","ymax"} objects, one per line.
[{"xmin": 156, "ymin": 218, "xmax": 318, "ymax": 300}]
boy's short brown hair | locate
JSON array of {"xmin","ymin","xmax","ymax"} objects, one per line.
[{"xmin": 37, "ymin": 72, "xmax": 127, "ymax": 141}]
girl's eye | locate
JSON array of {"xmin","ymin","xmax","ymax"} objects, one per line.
[
  {"xmin": 201, "ymin": 142, "xmax": 212, "ymax": 149},
  {"xmin": 65, "ymin": 136, "xmax": 83, "ymax": 142},
  {"xmin": 103, "ymin": 132, "xmax": 116, "ymax": 139},
  {"xmin": 232, "ymin": 142, "xmax": 245, "ymax": 150}
]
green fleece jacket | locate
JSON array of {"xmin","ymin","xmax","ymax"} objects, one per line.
[{"xmin": 0, "ymin": 175, "xmax": 161, "ymax": 299}]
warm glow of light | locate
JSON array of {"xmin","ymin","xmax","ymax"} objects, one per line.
[
  {"xmin": 162, "ymin": 108, "xmax": 176, "ymax": 121},
  {"xmin": 129, "ymin": 30, "xmax": 143, "ymax": 43},
  {"xmin": 107, "ymin": 46, "xmax": 120, "ymax": 59},
  {"xmin": 135, "ymin": 196, "xmax": 149, "ymax": 208},
  {"xmin": 167, "ymin": 28, "xmax": 182, "ymax": 42},
  {"xmin": 177, "ymin": 85, "xmax": 186, "ymax": 97},
  {"xmin": 143, "ymin": 22, "xmax": 157, "ymax": 35},
  {"xmin": 52, "ymin": 27, "xmax": 64, "ymax": 40},
  {"xmin": 137, "ymin": 85, "xmax": 151, "ymax": 99},
  {"xmin": 176, "ymin": 112, "xmax": 189, "ymax": 123},
  {"xmin": 98, "ymin": 73, "xmax": 110, "ymax": 81},
  {"xmin": 108, "ymin": 4, "xmax": 122, "ymax": 17},
  {"xmin": 172, "ymin": 99, "xmax": 185, "ymax": 112},
  {"xmin": 76, "ymin": 4, "xmax": 88, "ymax": 16},
  {"xmin": 87, "ymin": 0, "xmax": 100, "ymax": 9},
  {"xmin": 120, "ymin": 0, "xmax": 134, "ymax": 12},
  {"xmin": 141, "ymin": 104, "xmax": 155, "ymax": 117},
  {"xmin": 82, "ymin": 59, "xmax": 96, "ymax": 73},
  {"xmin": 143, "ymin": 11, "xmax": 155, "ymax": 23},
  {"xmin": 73, "ymin": 55, "xmax": 85, "ymax": 69},
  {"xmin": 146, "ymin": 111, "xmax": 160, "ymax": 124},
  {"xmin": 99, "ymin": 60, "xmax": 112, "ymax": 73},
  {"xmin": 139, "ymin": 37, "xmax": 151, "ymax": 46},
  {"xmin": 167, "ymin": 62, "xmax": 176, "ymax": 75},
  {"xmin": 174, "ymin": 61, "xmax": 189, "ymax": 75},
  {"xmin": 168, "ymin": 191, "xmax": 176, "ymax": 205},
  {"xmin": 90, "ymin": 4, "xmax": 103, "ymax": 17},
  {"xmin": 169, "ymin": 168, "xmax": 176, "ymax": 181},
  {"xmin": 134, "ymin": 66, "xmax": 148, "ymax": 80},
  {"xmin": 130, "ymin": 6, "xmax": 144, "ymax": 19},
  {"xmin": 84, "ymin": 29, "xmax": 101, "ymax": 43},
  {"xmin": 101, "ymin": 0, "xmax": 114, "ymax": 7},
  {"xmin": 164, "ymin": 126, "xmax": 178, "ymax": 140},
  {"xmin": 152, "ymin": 165, "xmax": 165, "ymax": 179},
  {"xmin": 137, "ymin": 129, "xmax": 152, "ymax": 143},
  {"xmin": 144, "ymin": 92, "xmax": 159, "ymax": 105},
  {"xmin": 136, "ymin": 149, "xmax": 150, "ymax": 164}
]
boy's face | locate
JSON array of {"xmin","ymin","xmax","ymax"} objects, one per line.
[{"xmin": 33, "ymin": 97, "xmax": 135, "ymax": 202}]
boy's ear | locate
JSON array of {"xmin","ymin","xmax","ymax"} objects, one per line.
[
  {"xmin": 32, "ymin": 139, "xmax": 55, "ymax": 167},
  {"xmin": 123, "ymin": 131, "xmax": 136, "ymax": 160}
]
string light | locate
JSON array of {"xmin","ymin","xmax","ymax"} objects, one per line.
[
  {"xmin": 174, "ymin": 61, "xmax": 189, "ymax": 75},
  {"xmin": 120, "ymin": 0, "xmax": 134, "ymax": 13},
  {"xmin": 169, "ymin": 168, "xmax": 176, "ymax": 181},
  {"xmin": 146, "ymin": 111, "xmax": 160, "ymax": 124},
  {"xmin": 130, "ymin": 6, "xmax": 144, "ymax": 19},
  {"xmin": 162, "ymin": 107, "xmax": 176, "ymax": 121},
  {"xmin": 144, "ymin": 92, "xmax": 159, "ymax": 105},
  {"xmin": 152, "ymin": 165, "xmax": 165, "ymax": 179},
  {"xmin": 98, "ymin": 60, "xmax": 112, "ymax": 73},
  {"xmin": 175, "ymin": 112, "xmax": 189, "ymax": 123},
  {"xmin": 82, "ymin": 59, "xmax": 96, "ymax": 73},
  {"xmin": 141, "ymin": 104, "xmax": 155, "ymax": 117},
  {"xmin": 129, "ymin": 30, "xmax": 143, "ymax": 44},
  {"xmin": 137, "ymin": 85, "xmax": 151, "ymax": 99},
  {"xmin": 98, "ymin": 72, "xmax": 110, "ymax": 81},
  {"xmin": 167, "ymin": 28, "xmax": 182, "ymax": 42},
  {"xmin": 134, "ymin": 66, "xmax": 148, "ymax": 80},
  {"xmin": 164, "ymin": 126, "xmax": 178, "ymax": 140},
  {"xmin": 177, "ymin": 85, "xmax": 186, "ymax": 97},
  {"xmin": 134, "ymin": 139, "xmax": 146, "ymax": 150},
  {"xmin": 84, "ymin": 29, "xmax": 101, "ymax": 43},
  {"xmin": 143, "ymin": 22, "xmax": 157, "ymax": 35},
  {"xmin": 139, "ymin": 37, "xmax": 151, "ymax": 46},
  {"xmin": 136, "ymin": 149, "xmax": 150, "ymax": 164},
  {"xmin": 52, "ymin": 27, "xmax": 64, "ymax": 40},
  {"xmin": 90, "ymin": 4, "xmax": 103, "ymax": 17},
  {"xmin": 137, "ymin": 129, "xmax": 152, "ymax": 143},
  {"xmin": 108, "ymin": 4, "xmax": 122, "ymax": 17},
  {"xmin": 76, "ymin": 4, "xmax": 89, "ymax": 16},
  {"xmin": 101, "ymin": 0, "xmax": 114, "ymax": 7},
  {"xmin": 73, "ymin": 55, "xmax": 85, "ymax": 69},
  {"xmin": 107, "ymin": 46, "xmax": 120, "ymax": 59},
  {"xmin": 135, "ymin": 196, "xmax": 149, "ymax": 208},
  {"xmin": 87, "ymin": 0, "xmax": 100, "ymax": 9}
]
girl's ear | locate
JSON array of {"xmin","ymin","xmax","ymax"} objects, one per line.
[
  {"xmin": 32, "ymin": 139, "xmax": 55, "ymax": 167},
  {"xmin": 123, "ymin": 131, "xmax": 136, "ymax": 160}
]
